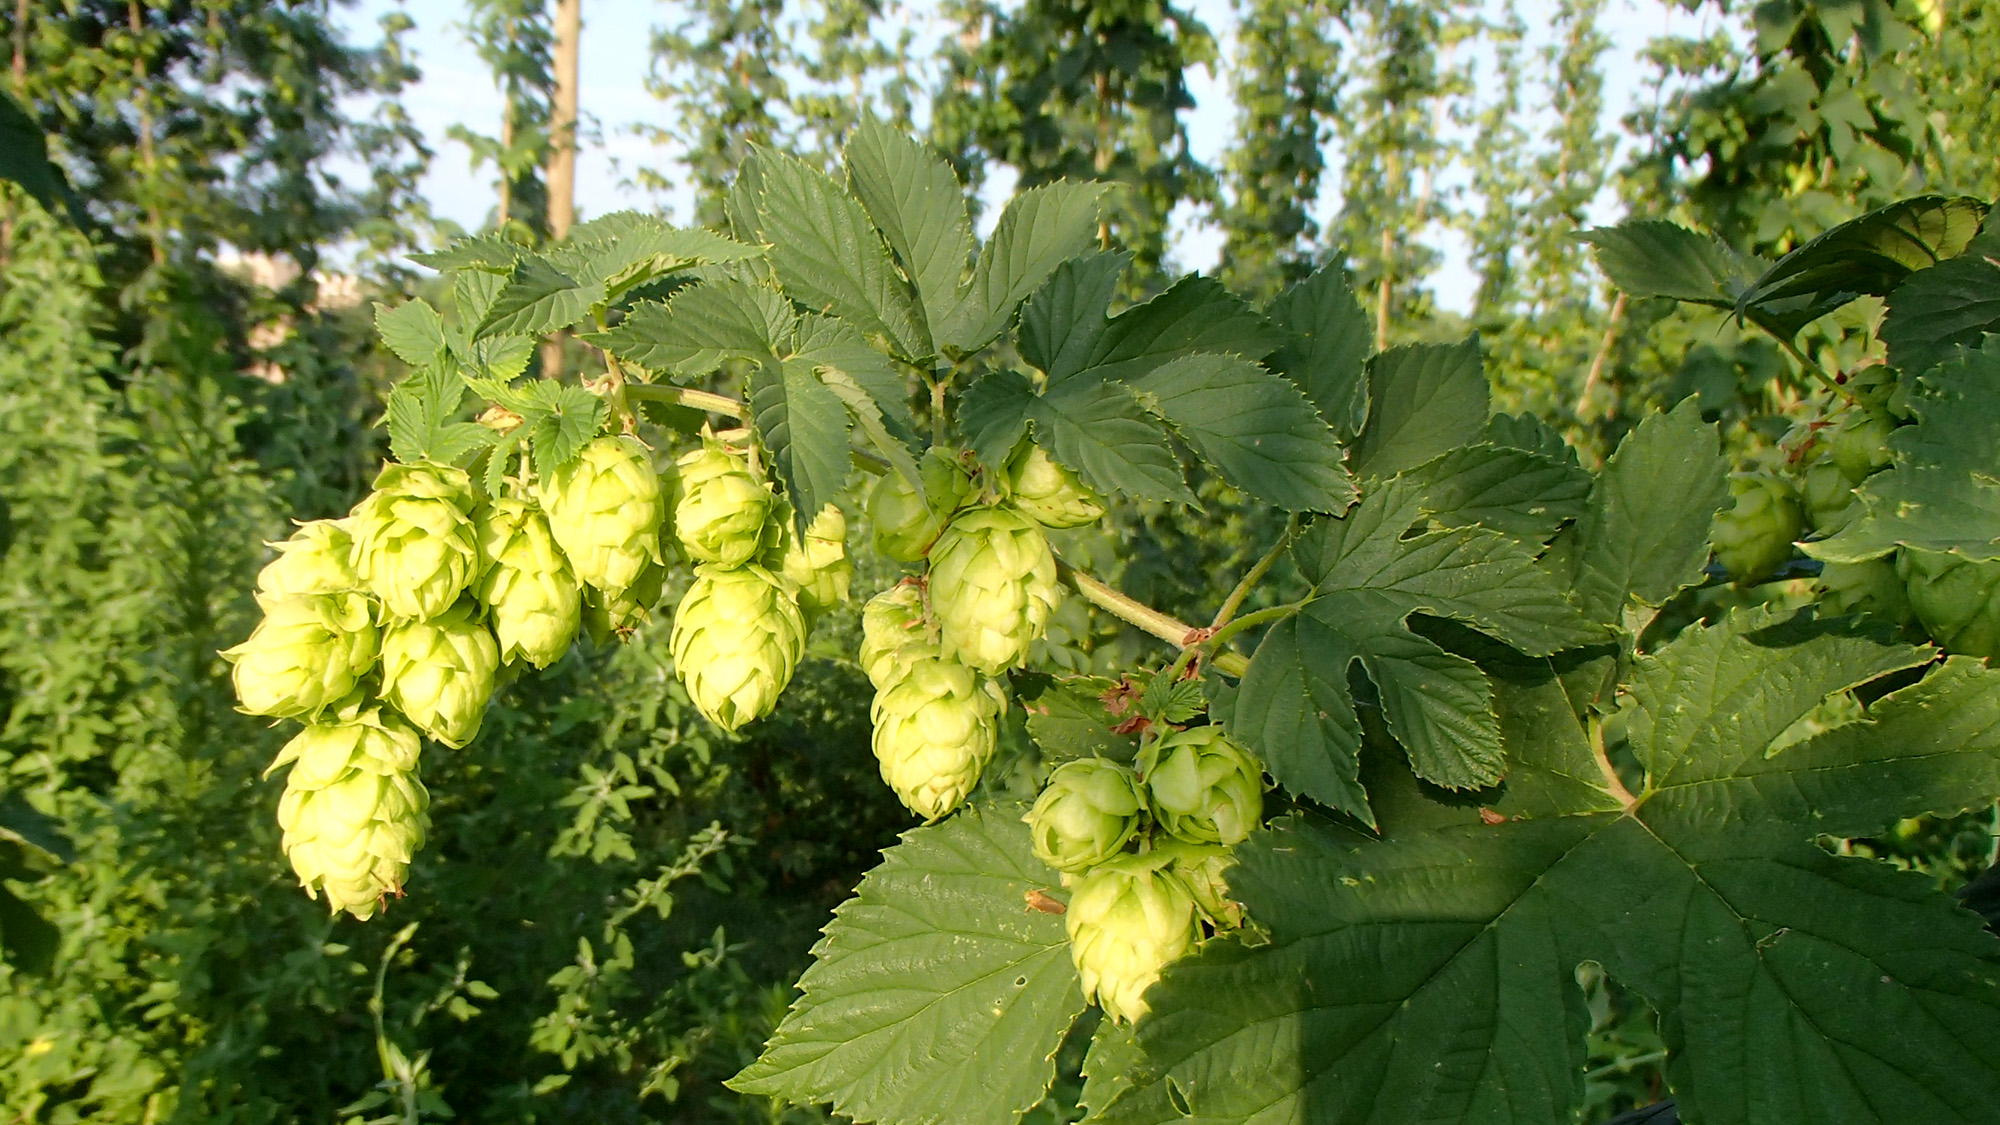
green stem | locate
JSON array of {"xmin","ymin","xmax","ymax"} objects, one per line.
[
  {"xmin": 928, "ymin": 372, "xmax": 949, "ymax": 447},
  {"xmin": 1211, "ymin": 521, "xmax": 1296, "ymax": 631},
  {"xmin": 1056, "ymin": 559, "xmax": 1251, "ymax": 679},
  {"xmin": 623, "ymin": 383, "xmax": 748, "ymax": 419},
  {"xmin": 1761, "ymin": 325, "xmax": 1856, "ymax": 405},
  {"xmin": 1206, "ymin": 602, "xmax": 1302, "ymax": 654}
]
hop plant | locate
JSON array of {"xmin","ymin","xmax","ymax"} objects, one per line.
[
  {"xmin": 475, "ymin": 498, "xmax": 583, "ymax": 668},
  {"xmin": 1143, "ymin": 726, "xmax": 1265, "ymax": 846},
  {"xmin": 1025, "ymin": 758, "xmax": 1144, "ymax": 872},
  {"xmin": 541, "ymin": 434, "xmax": 666, "ymax": 596},
  {"xmin": 222, "ymin": 592, "xmax": 379, "ymax": 719},
  {"xmin": 350, "ymin": 463, "xmax": 481, "ymax": 620},
  {"xmin": 1817, "ymin": 558, "xmax": 1914, "ymax": 624},
  {"xmin": 1799, "ymin": 460, "xmax": 1859, "ymax": 534},
  {"xmin": 674, "ymin": 442, "xmax": 772, "ymax": 567},
  {"xmin": 1065, "ymin": 852, "xmax": 1201, "ymax": 1024},
  {"xmin": 870, "ymin": 655, "xmax": 1003, "ymax": 820},
  {"xmin": 670, "ymin": 564, "xmax": 806, "ymax": 732},
  {"xmin": 1898, "ymin": 548, "xmax": 2000, "ymax": 660},
  {"xmin": 858, "ymin": 581, "xmax": 933, "ymax": 690},
  {"xmin": 927, "ymin": 506, "xmax": 1062, "ymax": 674},
  {"xmin": 770, "ymin": 501, "xmax": 852, "ymax": 618},
  {"xmin": 380, "ymin": 602, "xmax": 501, "ymax": 748},
  {"xmin": 1003, "ymin": 443, "xmax": 1105, "ymax": 529},
  {"xmin": 257, "ymin": 518, "xmax": 360, "ymax": 598},
  {"xmin": 1151, "ymin": 838, "xmax": 1244, "ymax": 929},
  {"xmin": 1711, "ymin": 472, "xmax": 1803, "ymax": 584},
  {"xmin": 267, "ymin": 700, "xmax": 427, "ymax": 919},
  {"xmin": 1827, "ymin": 408, "xmax": 1897, "ymax": 483},
  {"xmin": 867, "ymin": 449, "xmax": 973, "ymax": 561}
]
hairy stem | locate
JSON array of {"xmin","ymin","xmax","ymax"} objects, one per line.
[
  {"xmin": 1211, "ymin": 521, "xmax": 1296, "ymax": 631},
  {"xmin": 1589, "ymin": 714, "xmax": 1637, "ymax": 810},
  {"xmin": 623, "ymin": 382, "xmax": 748, "ymax": 419},
  {"xmin": 1057, "ymin": 560, "xmax": 1252, "ymax": 679}
]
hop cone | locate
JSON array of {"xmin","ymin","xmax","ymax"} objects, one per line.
[
  {"xmin": 582, "ymin": 561, "xmax": 667, "ymax": 644},
  {"xmin": 380, "ymin": 602, "xmax": 501, "ymax": 748},
  {"xmin": 927, "ymin": 507, "xmax": 1061, "ymax": 674},
  {"xmin": 1066, "ymin": 852, "xmax": 1200, "ymax": 1024},
  {"xmin": 670, "ymin": 564, "xmax": 806, "ymax": 732},
  {"xmin": 350, "ymin": 463, "xmax": 481, "ymax": 620},
  {"xmin": 1025, "ymin": 758, "xmax": 1143, "ymax": 872},
  {"xmin": 1799, "ymin": 460, "xmax": 1859, "ymax": 535},
  {"xmin": 1143, "ymin": 726, "xmax": 1264, "ymax": 846},
  {"xmin": 1817, "ymin": 558, "xmax": 1913, "ymax": 624},
  {"xmin": 1711, "ymin": 472, "xmax": 1802, "ymax": 584},
  {"xmin": 1828, "ymin": 408, "xmax": 1896, "ymax": 483},
  {"xmin": 773, "ymin": 503, "xmax": 852, "ymax": 617},
  {"xmin": 1151, "ymin": 839, "xmax": 1244, "ymax": 929},
  {"xmin": 673, "ymin": 443, "xmax": 771, "ymax": 567},
  {"xmin": 475, "ymin": 498, "xmax": 582, "ymax": 668},
  {"xmin": 1899, "ymin": 548, "xmax": 2000, "ymax": 659},
  {"xmin": 258, "ymin": 518, "xmax": 360, "ymax": 599},
  {"xmin": 268, "ymin": 701, "xmax": 427, "ymax": 919},
  {"xmin": 542, "ymin": 435, "xmax": 666, "ymax": 596},
  {"xmin": 858, "ymin": 581, "xmax": 933, "ymax": 690},
  {"xmin": 223, "ymin": 592, "xmax": 379, "ymax": 719},
  {"xmin": 868, "ymin": 449, "xmax": 972, "ymax": 561},
  {"xmin": 1003, "ymin": 443, "xmax": 1104, "ymax": 529},
  {"xmin": 870, "ymin": 655, "xmax": 1003, "ymax": 819}
]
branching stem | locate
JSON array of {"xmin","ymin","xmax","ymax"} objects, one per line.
[
  {"xmin": 1057, "ymin": 559, "xmax": 1251, "ymax": 678},
  {"xmin": 1211, "ymin": 521, "xmax": 1296, "ymax": 632},
  {"xmin": 623, "ymin": 382, "xmax": 748, "ymax": 420}
]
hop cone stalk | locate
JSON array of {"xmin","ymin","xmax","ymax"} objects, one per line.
[
  {"xmin": 870, "ymin": 655, "xmax": 1003, "ymax": 819},
  {"xmin": 1003, "ymin": 444, "xmax": 1104, "ymax": 529},
  {"xmin": 1026, "ymin": 758, "xmax": 1143, "ymax": 872},
  {"xmin": 1066, "ymin": 852, "xmax": 1200, "ymax": 1024},
  {"xmin": 475, "ymin": 498, "xmax": 582, "ymax": 668},
  {"xmin": 867, "ymin": 449, "xmax": 972, "ymax": 561},
  {"xmin": 775, "ymin": 503, "xmax": 852, "ymax": 617},
  {"xmin": 927, "ymin": 507, "xmax": 1061, "ymax": 674},
  {"xmin": 670, "ymin": 564, "xmax": 806, "ymax": 732},
  {"xmin": 1143, "ymin": 726, "xmax": 1265, "ymax": 846},
  {"xmin": 223, "ymin": 592, "xmax": 379, "ymax": 719},
  {"xmin": 541, "ymin": 435, "xmax": 666, "ymax": 596},
  {"xmin": 1711, "ymin": 472, "xmax": 1802, "ymax": 584},
  {"xmin": 350, "ymin": 463, "xmax": 481, "ymax": 619},
  {"xmin": 1899, "ymin": 548, "xmax": 2000, "ymax": 659},
  {"xmin": 380, "ymin": 602, "xmax": 501, "ymax": 748},
  {"xmin": 258, "ymin": 518, "xmax": 360, "ymax": 598},
  {"xmin": 268, "ymin": 701, "xmax": 427, "ymax": 919},
  {"xmin": 858, "ymin": 581, "xmax": 933, "ymax": 690},
  {"xmin": 673, "ymin": 443, "xmax": 771, "ymax": 567}
]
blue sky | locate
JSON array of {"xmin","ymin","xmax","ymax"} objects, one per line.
[{"xmin": 333, "ymin": 0, "xmax": 1730, "ymax": 309}]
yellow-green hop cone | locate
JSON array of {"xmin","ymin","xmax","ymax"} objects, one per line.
[
  {"xmin": 1003, "ymin": 443, "xmax": 1105, "ymax": 529},
  {"xmin": 1711, "ymin": 472, "xmax": 1802, "ymax": 584},
  {"xmin": 858, "ymin": 581, "xmax": 934, "ymax": 690},
  {"xmin": 1066, "ymin": 852, "xmax": 1200, "ymax": 1024},
  {"xmin": 1143, "ymin": 726, "xmax": 1265, "ymax": 846},
  {"xmin": 775, "ymin": 503, "xmax": 853, "ymax": 617},
  {"xmin": 673, "ymin": 443, "xmax": 771, "ymax": 567},
  {"xmin": 868, "ymin": 449, "xmax": 973, "ymax": 561},
  {"xmin": 350, "ymin": 463, "xmax": 481, "ymax": 620},
  {"xmin": 1827, "ymin": 408, "xmax": 1896, "ymax": 483},
  {"xmin": 582, "ymin": 560, "xmax": 668, "ymax": 644},
  {"xmin": 1899, "ymin": 548, "xmax": 2000, "ymax": 659},
  {"xmin": 222, "ymin": 592, "xmax": 379, "ymax": 719},
  {"xmin": 258, "ymin": 518, "xmax": 360, "ymax": 599},
  {"xmin": 870, "ymin": 655, "xmax": 1003, "ymax": 820},
  {"xmin": 1025, "ymin": 758, "xmax": 1143, "ymax": 872},
  {"xmin": 273, "ymin": 708, "xmax": 428, "ymax": 921},
  {"xmin": 380, "ymin": 602, "xmax": 501, "ymax": 748},
  {"xmin": 1799, "ymin": 460, "xmax": 1859, "ymax": 535},
  {"xmin": 1816, "ymin": 558, "xmax": 1913, "ymax": 624},
  {"xmin": 670, "ymin": 564, "xmax": 806, "ymax": 732},
  {"xmin": 927, "ymin": 507, "xmax": 1062, "ymax": 674},
  {"xmin": 1151, "ymin": 839, "xmax": 1244, "ymax": 930},
  {"xmin": 541, "ymin": 434, "xmax": 666, "ymax": 596},
  {"xmin": 475, "ymin": 499, "xmax": 582, "ymax": 668}
]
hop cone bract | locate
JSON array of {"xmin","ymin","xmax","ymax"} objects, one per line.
[
  {"xmin": 1899, "ymin": 548, "xmax": 2000, "ymax": 659},
  {"xmin": 1151, "ymin": 839, "xmax": 1244, "ymax": 929},
  {"xmin": 269, "ymin": 701, "xmax": 427, "ymax": 919},
  {"xmin": 1004, "ymin": 443, "xmax": 1104, "ymax": 529},
  {"xmin": 1066, "ymin": 852, "xmax": 1200, "ymax": 1024},
  {"xmin": 670, "ymin": 564, "xmax": 806, "ymax": 732},
  {"xmin": 1799, "ymin": 460, "xmax": 1859, "ymax": 535},
  {"xmin": 223, "ymin": 592, "xmax": 379, "ymax": 719},
  {"xmin": 541, "ymin": 435, "xmax": 666, "ymax": 596},
  {"xmin": 475, "ymin": 498, "xmax": 582, "ymax": 668},
  {"xmin": 350, "ymin": 463, "xmax": 480, "ymax": 620},
  {"xmin": 258, "ymin": 518, "xmax": 360, "ymax": 598},
  {"xmin": 1143, "ymin": 726, "xmax": 1264, "ymax": 846},
  {"xmin": 927, "ymin": 506, "xmax": 1061, "ymax": 674},
  {"xmin": 380, "ymin": 602, "xmax": 501, "ymax": 747},
  {"xmin": 1828, "ymin": 408, "xmax": 1896, "ymax": 483},
  {"xmin": 1025, "ymin": 758, "xmax": 1143, "ymax": 872},
  {"xmin": 858, "ymin": 581, "xmax": 933, "ymax": 690},
  {"xmin": 673, "ymin": 443, "xmax": 771, "ymax": 567},
  {"xmin": 1711, "ymin": 472, "xmax": 1802, "ymax": 584},
  {"xmin": 870, "ymin": 655, "xmax": 1002, "ymax": 819}
]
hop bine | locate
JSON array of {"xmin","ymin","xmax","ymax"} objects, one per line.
[
  {"xmin": 926, "ymin": 506, "xmax": 1061, "ymax": 674},
  {"xmin": 1025, "ymin": 758, "xmax": 1144, "ymax": 873},
  {"xmin": 267, "ymin": 699, "xmax": 428, "ymax": 920},
  {"xmin": 350, "ymin": 462, "xmax": 481, "ymax": 620},
  {"xmin": 541, "ymin": 434, "xmax": 666, "ymax": 596},
  {"xmin": 475, "ymin": 498, "xmax": 582, "ymax": 668},
  {"xmin": 1142, "ymin": 726, "xmax": 1265, "ymax": 847},
  {"xmin": 223, "ymin": 592, "xmax": 379, "ymax": 719},
  {"xmin": 670, "ymin": 564, "xmax": 806, "ymax": 732},
  {"xmin": 869, "ymin": 654, "xmax": 1003, "ymax": 820},
  {"xmin": 1065, "ymin": 851, "xmax": 1201, "ymax": 1024},
  {"xmin": 673, "ymin": 442, "xmax": 772, "ymax": 567},
  {"xmin": 380, "ymin": 601, "xmax": 501, "ymax": 748}
]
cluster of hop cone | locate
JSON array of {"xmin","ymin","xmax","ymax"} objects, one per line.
[{"xmin": 1711, "ymin": 367, "xmax": 2000, "ymax": 659}]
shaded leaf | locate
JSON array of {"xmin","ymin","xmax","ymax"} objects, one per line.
[
  {"xmin": 940, "ymin": 181, "xmax": 1109, "ymax": 355},
  {"xmin": 845, "ymin": 118, "xmax": 975, "ymax": 337},
  {"xmin": 1570, "ymin": 400, "xmax": 1728, "ymax": 623},
  {"xmin": 1018, "ymin": 252, "xmax": 1128, "ymax": 381},
  {"xmin": 1739, "ymin": 195, "xmax": 1991, "ymax": 334},
  {"xmin": 1348, "ymin": 339, "xmax": 1489, "ymax": 479},
  {"xmin": 1265, "ymin": 264, "xmax": 1372, "ymax": 437},
  {"xmin": 1882, "ymin": 237, "xmax": 2000, "ymax": 378},
  {"xmin": 1126, "ymin": 354, "xmax": 1354, "ymax": 513},
  {"xmin": 751, "ymin": 358, "xmax": 853, "ymax": 525},
  {"xmin": 1578, "ymin": 220, "xmax": 1763, "ymax": 307},
  {"xmin": 1030, "ymin": 382, "xmax": 1194, "ymax": 505}
]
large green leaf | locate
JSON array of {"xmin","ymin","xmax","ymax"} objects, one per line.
[
  {"xmin": 1067, "ymin": 276, "xmax": 1287, "ymax": 389},
  {"xmin": 385, "ymin": 366, "xmax": 495, "ymax": 467},
  {"xmin": 1346, "ymin": 340, "xmax": 1489, "ymax": 479},
  {"xmin": 1125, "ymin": 354, "xmax": 1354, "ymax": 513},
  {"xmin": 1737, "ymin": 195, "xmax": 1991, "ymax": 335},
  {"xmin": 959, "ymin": 369, "xmax": 1038, "ymax": 471},
  {"xmin": 374, "ymin": 299, "xmax": 448, "ymax": 369},
  {"xmin": 1264, "ymin": 265, "xmax": 1372, "ymax": 438},
  {"xmin": 1393, "ymin": 444, "xmax": 1590, "ymax": 542},
  {"xmin": 476, "ymin": 257, "xmax": 597, "ymax": 337},
  {"xmin": 1881, "ymin": 231, "xmax": 2000, "ymax": 378},
  {"xmin": 750, "ymin": 355, "xmax": 854, "ymax": 526},
  {"xmin": 939, "ymin": 181, "xmax": 1109, "ymax": 355},
  {"xmin": 1578, "ymin": 220, "xmax": 1764, "ymax": 307},
  {"xmin": 1808, "ymin": 338, "xmax": 2000, "ymax": 562},
  {"xmin": 590, "ymin": 278, "xmax": 794, "ymax": 377},
  {"xmin": 1099, "ymin": 612, "xmax": 2000, "ymax": 1125},
  {"xmin": 731, "ymin": 805, "xmax": 1085, "ymax": 1125},
  {"xmin": 1017, "ymin": 252, "xmax": 1128, "ymax": 381},
  {"xmin": 1031, "ymin": 381, "xmax": 1194, "ymax": 506},
  {"xmin": 844, "ymin": 118, "xmax": 975, "ymax": 341},
  {"xmin": 1569, "ymin": 400, "xmax": 1729, "ymax": 624},
  {"xmin": 0, "ymin": 91, "xmax": 81, "ymax": 224}
]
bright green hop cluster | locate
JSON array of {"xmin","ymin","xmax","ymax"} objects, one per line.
[
  {"xmin": 856, "ymin": 582, "xmax": 1004, "ymax": 819},
  {"xmin": 667, "ymin": 434, "xmax": 847, "ymax": 732},
  {"xmin": 1025, "ymin": 722, "xmax": 1266, "ymax": 1023},
  {"xmin": 233, "ymin": 435, "xmax": 672, "ymax": 919}
]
